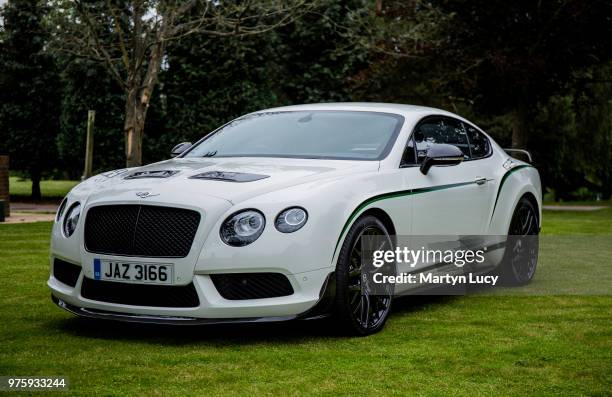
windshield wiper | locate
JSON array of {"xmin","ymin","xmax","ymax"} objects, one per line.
[{"xmin": 202, "ymin": 150, "xmax": 218, "ymax": 157}]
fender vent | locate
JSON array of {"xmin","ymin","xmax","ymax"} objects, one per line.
[
  {"xmin": 125, "ymin": 170, "xmax": 179, "ymax": 179},
  {"xmin": 211, "ymin": 273, "xmax": 294, "ymax": 300},
  {"xmin": 190, "ymin": 171, "xmax": 269, "ymax": 182}
]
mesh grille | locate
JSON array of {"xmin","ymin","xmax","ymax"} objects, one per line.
[
  {"xmin": 81, "ymin": 277, "xmax": 199, "ymax": 307},
  {"xmin": 211, "ymin": 273, "xmax": 294, "ymax": 300},
  {"xmin": 84, "ymin": 205, "xmax": 200, "ymax": 257},
  {"xmin": 53, "ymin": 258, "xmax": 81, "ymax": 287}
]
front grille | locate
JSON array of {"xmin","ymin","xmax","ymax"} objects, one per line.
[
  {"xmin": 84, "ymin": 205, "xmax": 200, "ymax": 257},
  {"xmin": 211, "ymin": 273, "xmax": 294, "ymax": 300},
  {"xmin": 53, "ymin": 258, "xmax": 81, "ymax": 287},
  {"xmin": 81, "ymin": 277, "xmax": 200, "ymax": 307}
]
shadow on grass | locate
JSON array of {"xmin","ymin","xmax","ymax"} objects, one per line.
[{"xmin": 49, "ymin": 294, "xmax": 457, "ymax": 344}]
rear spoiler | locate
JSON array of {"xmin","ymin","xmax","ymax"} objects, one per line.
[{"xmin": 503, "ymin": 148, "xmax": 532, "ymax": 163}]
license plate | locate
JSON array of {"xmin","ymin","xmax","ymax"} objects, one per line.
[{"xmin": 93, "ymin": 259, "xmax": 173, "ymax": 285}]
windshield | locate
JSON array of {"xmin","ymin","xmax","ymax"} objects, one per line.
[{"xmin": 183, "ymin": 111, "xmax": 404, "ymax": 160}]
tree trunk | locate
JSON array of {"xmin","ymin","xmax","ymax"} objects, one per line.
[
  {"xmin": 124, "ymin": 88, "xmax": 147, "ymax": 167},
  {"xmin": 375, "ymin": 0, "xmax": 383, "ymax": 15},
  {"xmin": 511, "ymin": 103, "xmax": 528, "ymax": 149},
  {"xmin": 123, "ymin": 40, "xmax": 165, "ymax": 168},
  {"xmin": 31, "ymin": 170, "xmax": 41, "ymax": 201}
]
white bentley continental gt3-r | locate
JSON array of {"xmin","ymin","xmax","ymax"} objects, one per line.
[{"xmin": 49, "ymin": 103, "xmax": 541, "ymax": 335}]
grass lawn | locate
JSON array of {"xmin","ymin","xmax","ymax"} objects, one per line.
[
  {"xmin": 0, "ymin": 210, "xmax": 610, "ymax": 395},
  {"xmin": 9, "ymin": 176, "xmax": 79, "ymax": 201}
]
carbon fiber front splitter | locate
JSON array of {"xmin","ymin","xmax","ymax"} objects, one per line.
[{"xmin": 52, "ymin": 295, "xmax": 298, "ymax": 325}]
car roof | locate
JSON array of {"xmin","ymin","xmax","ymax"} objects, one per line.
[{"xmin": 257, "ymin": 102, "xmax": 456, "ymax": 118}]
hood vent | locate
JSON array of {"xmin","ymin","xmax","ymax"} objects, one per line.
[
  {"xmin": 190, "ymin": 171, "xmax": 269, "ymax": 183},
  {"xmin": 125, "ymin": 170, "xmax": 179, "ymax": 179}
]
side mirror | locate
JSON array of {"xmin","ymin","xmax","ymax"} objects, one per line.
[
  {"xmin": 171, "ymin": 142, "xmax": 192, "ymax": 157},
  {"xmin": 420, "ymin": 144, "xmax": 464, "ymax": 175}
]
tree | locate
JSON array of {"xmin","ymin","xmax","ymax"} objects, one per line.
[
  {"xmin": 340, "ymin": 0, "xmax": 612, "ymax": 198},
  {"xmin": 0, "ymin": 0, "xmax": 60, "ymax": 199},
  {"xmin": 533, "ymin": 64, "xmax": 612, "ymax": 201},
  {"xmin": 56, "ymin": 56, "xmax": 126, "ymax": 177},
  {"xmin": 351, "ymin": 0, "xmax": 612, "ymax": 150},
  {"xmin": 160, "ymin": 20, "xmax": 278, "ymax": 146},
  {"xmin": 271, "ymin": 0, "xmax": 370, "ymax": 104},
  {"xmin": 146, "ymin": 0, "xmax": 367, "ymax": 161},
  {"xmin": 52, "ymin": 0, "xmax": 313, "ymax": 167},
  {"xmin": 576, "ymin": 65, "xmax": 612, "ymax": 200},
  {"xmin": 430, "ymin": 0, "xmax": 612, "ymax": 149},
  {"xmin": 334, "ymin": 0, "xmax": 451, "ymax": 105}
]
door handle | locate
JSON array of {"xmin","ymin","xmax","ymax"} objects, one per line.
[{"xmin": 475, "ymin": 177, "xmax": 487, "ymax": 185}]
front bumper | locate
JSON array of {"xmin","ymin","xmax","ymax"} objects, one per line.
[
  {"xmin": 48, "ymin": 265, "xmax": 333, "ymax": 321},
  {"xmin": 50, "ymin": 192, "xmax": 339, "ymax": 323}
]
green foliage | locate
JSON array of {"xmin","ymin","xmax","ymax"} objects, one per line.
[
  {"xmin": 0, "ymin": 0, "xmax": 610, "ymax": 200},
  {"xmin": 272, "ymin": 0, "xmax": 369, "ymax": 104},
  {"xmin": 145, "ymin": 0, "xmax": 370, "ymax": 159},
  {"xmin": 0, "ymin": 0, "xmax": 60, "ymax": 198},
  {"xmin": 532, "ymin": 95, "xmax": 581, "ymax": 199},
  {"xmin": 56, "ymin": 57, "xmax": 126, "ymax": 177},
  {"xmin": 431, "ymin": 0, "xmax": 612, "ymax": 112},
  {"xmin": 573, "ymin": 65, "xmax": 612, "ymax": 199},
  {"xmin": 341, "ymin": 0, "xmax": 612, "ymax": 200},
  {"xmin": 529, "ymin": 63, "xmax": 612, "ymax": 200},
  {"xmin": 160, "ymin": 27, "xmax": 279, "ymax": 146}
]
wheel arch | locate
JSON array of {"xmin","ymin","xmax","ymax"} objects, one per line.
[
  {"xmin": 331, "ymin": 204, "xmax": 398, "ymax": 265},
  {"xmin": 360, "ymin": 207, "xmax": 397, "ymax": 237},
  {"xmin": 488, "ymin": 166, "xmax": 542, "ymax": 234},
  {"xmin": 520, "ymin": 191, "xmax": 540, "ymax": 224}
]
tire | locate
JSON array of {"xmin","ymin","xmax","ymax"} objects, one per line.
[
  {"xmin": 497, "ymin": 196, "xmax": 540, "ymax": 286},
  {"xmin": 333, "ymin": 215, "xmax": 393, "ymax": 335}
]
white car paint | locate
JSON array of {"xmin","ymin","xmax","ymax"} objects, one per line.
[{"xmin": 48, "ymin": 103, "xmax": 542, "ymax": 322}]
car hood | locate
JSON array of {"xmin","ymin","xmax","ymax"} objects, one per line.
[{"xmin": 77, "ymin": 157, "xmax": 379, "ymax": 204}]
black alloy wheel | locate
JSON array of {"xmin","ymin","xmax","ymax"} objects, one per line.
[
  {"xmin": 334, "ymin": 215, "xmax": 394, "ymax": 335},
  {"xmin": 499, "ymin": 196, "xmax": 540, "ymax": 285}
]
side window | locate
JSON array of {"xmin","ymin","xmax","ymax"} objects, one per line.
[
  {"xmin": 464, "ymin": 123, "xmax": 491, "ymax": 159},
  {"xmin": 440, "ymin": 118, "xmax": 470, "ymax": 158},
  {"xmin": 413, "ymin": 117, "xmax": 470, "ymax": 164},
  {"xmin": 400, "ymin": 136, "xmax": 416, "ymax": 166}
]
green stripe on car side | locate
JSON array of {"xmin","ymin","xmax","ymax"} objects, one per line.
[
  {"xmin": 332, "ymin": 180, "xmax": 476, "ymax": 259},
  {"xmin": 489, "ymin": 164, "xmax": 532, "ymax": 225}
]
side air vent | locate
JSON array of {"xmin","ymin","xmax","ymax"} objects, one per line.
[
  {"xmin": 125, "ymin": 170, "xmax": 179, "ymax": 179},
  {"xmin": 210, "ymin": 273, "xmax": 294, "ymax": 300},
  {"xmin": 53, "ymin": 258, "xmax": 81, "ymax": 287},
  {"xmin": 190, "ymin": 171, "xmax": 269, "ymax": 182}
]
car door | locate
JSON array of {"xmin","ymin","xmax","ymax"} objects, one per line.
[
  {"xmin": 398, "ymin": 116, "xmax": 495, "ymax": 278},
  {"xmin": 461, "ymin": 120, "xmax": 497, "ymax": 231},
  {"xmin": 404, "ymin": 116, "xmax": 493, "ymax": 234}
]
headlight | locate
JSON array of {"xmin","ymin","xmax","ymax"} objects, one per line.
[
  {"xmin": 275, "ymin": 207, "xmax": 308, "ymax": 233},
  {"xmin": 220, "ymin": 209, "xmax": 265, "ymax": 246},
  {"xmin": 63, "ymin": 202, "xmax": 81, "ymax": 237},
  {"xmin": 56, "ymin": 197, "xmax": 68, "ymax": 222}
]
